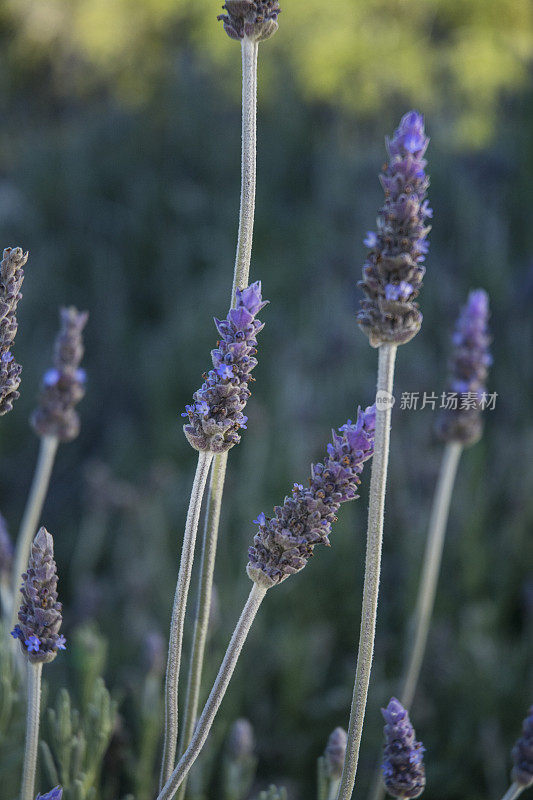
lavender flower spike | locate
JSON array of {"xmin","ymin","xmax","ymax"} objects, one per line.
[
  {"xmin": 218, "ymin": 1, "xmax": 281, "ymax": 42},
  {"xmin": 436, "ymin": 289, "xmax": 492, "ymax": 447},
  {"xmin": 36, "ymin": 789, "xmax": 63, "ymax": 800},
  {"xmin": 511, "ymin": 704, "xmax": 533, "ymax": 788},
  {"xmin": 358, "ymin": 112, "xmax": 431, "ymax": 348},
  {"xmin": 31, "ymin": 306, "xmax": 89, "ymax": 442},
  {"xmin": 183, "ymin": 281, "xmax": 268, "ymax": 453},
  {"xmin": 381, "ymin": 698, "xmax": 425, "ymax": 799},
  {"xmin": 325, "ymin": 727, "xmax": 348, "ymax": 781},
  {"xmin": 0, "ymin": 246, "xmax": 28, "ymax": 414},
  {"xmin": 247, "ymin": 405, "xmax": 375, "ymax": 587},
  {"xmin": 11, "ymin": 527, "xmax": 66, "ymax": 664}
]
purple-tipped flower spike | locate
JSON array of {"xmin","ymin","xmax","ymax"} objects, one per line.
[
  {"xmin": 182, "ymin": 281, "xmax": 268, "ymax": 453},
  {"xmin": 31, "ymin": 306, "xmax": 89, "ymax": 442},
  {"xmin": 381, "ymin": 698, "xmax": 425, "ymax": 799},
  {"xmin": 0, "ymin": 513, "xmax": 13, "ymax": 583},
  {"xmin": 358, "ymin": 112, "xmax": 431, "ymax": 348},
  {"xmin": 436, "ymin": 289, "xmax": 491, "ymax": 446},
  {"xmin": 324, "ymin": 727, "xmax": 348, "ymax": 781},
  {"xmin": 0, "ymin": 246, "xmax": 28, "ymax": 415},
  {"xmin": 218, "ymin": 0, "xmax": 281, "ymax": 42},
  {"xmin": 511, "ymin": 704, "xmax": 533, "ymax": 787},
  {"xmin": 11, "ymin": 527, "xmax": 66, "ymax": 664},
  {"xmin": 36, "ymin": 789, "xmax": 63, "ymax": 800},
  {"xmin": 247, "ymin": 405, "xmax": 376, "ymax": 587}
]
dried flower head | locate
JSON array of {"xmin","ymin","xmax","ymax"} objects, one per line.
[
  {"xmin": 0, "ymin": 512, "xmax": 13, "ymax": 583},
  {"xmin": 324, "ymin": 726, "xmax": 347, "ymax": 781},
  {"xmin": 11, "ymin": 527, "xmax": 66, "ymax": 664},
  {"xmin": 436, "ymin": 289, "xmax": 491, "ymax": 446},
  {"xmin": 381, "ymin": 698, "xmax": 425, "ymax": 799},
  {"xmin": 511, "ymin": 704, "xmax": 533, "ymax": 788},
  {"xmin": 36, "ymin": 789, "xmax": 63, "ymax": 800},
  {"xmin": 0, "ymin": 246, "xmax": 28, "ymax": 415},
  {"xmin": 358, "ymin": 112, "xmax": 431, "ymax": 348},
  {"xmin": 247, "ymin": 405, "xmax": 375, "ymax": 588},
  {"xmin": 227, "ymin": 718, "xmax": 255, "ymax": 760},
  {"xmin": 31, "ymin": 306, "xmax": 88, "ymax": 442},
  {"xmin": 182, "ymin": 281, "xmax": 268, "ymax": 453},
  {"xmin": 218, "ymin": 0, "xmax": 280, "ymax": 42}
]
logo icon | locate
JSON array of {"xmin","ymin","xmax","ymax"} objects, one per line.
[{"xmin": 375, "ymin": 390, "xmax": 395, "ymax": 410}]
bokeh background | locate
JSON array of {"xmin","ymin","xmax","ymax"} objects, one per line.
[{"xmin": 0, "ymin": 0, "xmax": 532, "ymax": 798}]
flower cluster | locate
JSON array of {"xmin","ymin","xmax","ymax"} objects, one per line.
[
  {"xmin": 358, "ymin": 112, "xmax": 431, "ymax": 348},
  {"xmin": 247, "ymin": 405, "xmax": 375, "ymax": 587},
  {"xmin": 182, "ymin": 281, "xmax": 268, "ymax": 453},
  {"xmin": 511, "ymin": 704, "xmax": 533, "ymax": 788},
  {"xmin": 436, "ymin": 289, "xmax": 491, "ymax": 446},
  {"xmin": 381, "ymin": 698, "xmax": 425, "ymax": 799},
  {"xmin": 31, "ymin": 306, "xmax": 89, "ymax": 442},
  {"xmin": 0, "ymin": 246, "xmax": 28, "ymax": 415},
  {"xmin": 324, "ymin": 727, "xmax": 348, "ymax": 781},
  {"xmin": 218, "ymin": 0, "xmax": 281, "ymax": 42},
  {"xmin": 11, "ymin": 527, "xmax": 66, "ymax": 664}
]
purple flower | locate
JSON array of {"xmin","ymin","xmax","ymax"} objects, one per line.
[
  {"xmin": 31, "ymin": 307, "xmax": 89, "ymax": 443},
  {"xmin": 36, "ymin": 788, "xmax": 63, "ymax": 800},
  {"xmin": 436, "ymin": 289, "xmax": 491, "ymax": 446},
  {"xmin": 511, "ymin": 705, "xmax": 533, "ymax": 787},
  {"xmin": 247, "ymin": 405, "xmax": 375, "ymax": 587},
  {"xmin": 13, "ymin": 527, "xmax": 65, "ymax": 664},
  {"xmin": 25, "ymin": 635, "xmax": 41, "ymax": 653},
  {"xmin": 324, "ymin": 727, "xmax": 347, "ymax": 781},
  {"xmin": 0, "ymin": 247, "xmax": 28, "ymax": 415},
  {"xmin": 182, "ymin": 281, "xmax": 268, "ymax": 453},
  {"xmin": 253, "ymin": 512, "xmax": 267, "ymax": 527},
  {"xmin": 381, "ymin": 698, "xmax": 425, "ymax": 799},
  {"xmin": 226, "ymin": 718, "xmax": 255, "ymax": 760},
  {"xmin": 358, "ymin": 112, "xmax": 431, "ymax": 348}
]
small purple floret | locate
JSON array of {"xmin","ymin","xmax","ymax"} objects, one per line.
[
  {"xmin": 36, "ymin": 788, "xmax": 63, "ymax": 800},
  {"xmin": 381, "ymin": 698, "xmax": 426, "ymax": 798},
  {"xmin": 25, "ymin": 635, "xmax": 41, "ymax": 653}
]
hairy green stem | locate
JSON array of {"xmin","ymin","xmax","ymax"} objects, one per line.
[
  {"xmin": 157, "ymin": 582, "xmax": 267, "ymax": 800},
  {"xmin": 175, "ymin": 454, "xmax": 227, "ymax": 800},
  {"xmin": 160, "ymin": 451, "xmax": 214, "ymax": 789},
  {"xmin": 173, "ymin": 34, "xmax": 260, "ymax": 798},
  {"xmin": 368, "ymin": 440, "xmax": 463, "ymax": 800},
  {"xmin": 20, "ymin": 661, "xmax": 42, "ymax": 800},
  {"xmin": 9, "ymin": 436, "xmax": 59, "ymax": 628},
  {"xmin": 500, "ymin": 784, "xmax": 524, "ymax": 800},
  {"xmin": 231, "ymin": 37, "xmax": 258, "ymax": 305},
  {"xmin": 336, "ymin": 343, "xmax": 397, "ymax": 800}
]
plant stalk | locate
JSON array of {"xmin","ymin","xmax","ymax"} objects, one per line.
[
  {"xmin": 157, "ymin": 582, "xmax": 267, "ymax": 800},
  {"xmin": 500, "ymin": 784, "xmax": 524, "ymax": 800},
  {"xmin": 173, "ymin": 33, "xmax": 260, "ymax": 796},
  {"xmin": 160, "ymin": 450, "xmax": 214, "ymax": 789},
  {"xmin": 175, "ymin": 454, "xmax": 227, "ymax": 800},
  {"xmin": 336, "ymin": 343, "xmax": 397, "ymax": 800},
  {"xmin": 20, "ymin": 660, "xmax": 42, "ymax": 800},
  {"xmin": 368, "ymin": 440, "xmax": 463, "ymax": 800},
  {"xmin": 10, "ymin": 436, "xmax": 59, "ymax": 628}
]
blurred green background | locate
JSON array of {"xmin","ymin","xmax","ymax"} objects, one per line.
[{"xmin": 0, "ymin": 0, "xmax": 532, "ymax": 798}]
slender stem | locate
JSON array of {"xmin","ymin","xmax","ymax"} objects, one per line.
[
  {"xmin": 336, "ymin": 344, "xmax": 397, "ymax": 800},
  {"xmin": 367, "ymin": 440, "xmax": 463, "ymax": 800},
  {"xmin": 328, "ymin": 780, "xmax": 341, "ymax": 800},
  {"xmin": 157, "ymin": 583, "xmax": 267, "ymax": 800},
  {"xmin": 175, "ymin": 454, "xmax": 228, "ymax": 800},
  {"xmin": 160, "ymin": 451, "xmax": 214, "ymax": 789},
  {"xmin": 9, "ymin": 436, "xmax": 59, "ymax": 628},
  {"xmin": 230, "ymin": 37, "xmax": 258, "ymax": 305},
  {"xmin": 172, "ymin": 34, "xmax": 260, "ymax": 797},
  {"xmin": 401, "ymin": 440, "xmax": 463, "ymax": 708},
  {"xmin": 20, "ymin": 661, "xmax": 42, "ymax": 800},
  {"xmin": 500, "ymin": 784, "xmax": 524, "ymax": 800}
]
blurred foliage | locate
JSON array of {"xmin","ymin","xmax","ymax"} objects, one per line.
[
  {"xmin": 0, "ymin": 0, "xmax": 532, "ymax": 144},
  {"xmin": 0, "ymin": 0, "xmax": 532, "ymax": 799}
]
